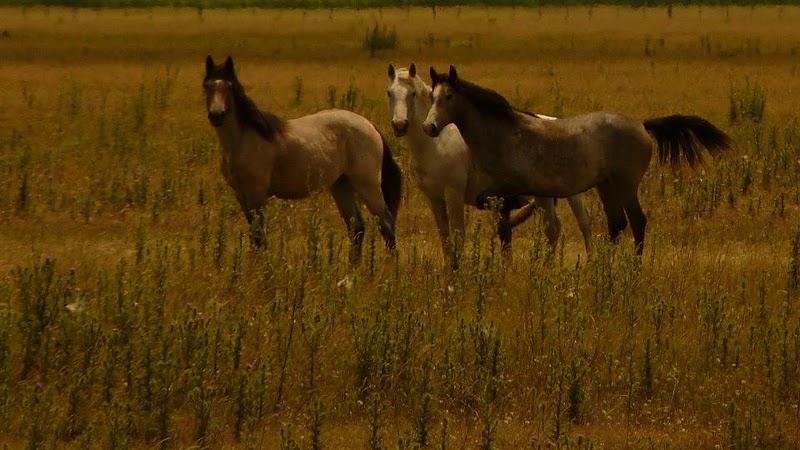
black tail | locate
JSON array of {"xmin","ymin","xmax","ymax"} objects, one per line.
[
  {"xmin": 380, "ymin": 134, "xmax": 402, "ymax": 223},
  {"xmin": 643, "ymin": 114, "xmax": 732, "ymax": 168}
]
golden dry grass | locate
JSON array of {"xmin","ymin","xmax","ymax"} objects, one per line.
[{"xmin": 1, "ymin": 5, "xmax": 799, "ymax": 449}]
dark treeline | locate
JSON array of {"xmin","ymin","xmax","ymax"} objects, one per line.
[{"xmin": 1, "ymin": 0, "xmax": 797, "ymax": 8}]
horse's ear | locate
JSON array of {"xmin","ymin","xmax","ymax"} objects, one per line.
[
  {"xmin": 388, "ymin": 64, "xmax": 395, "ymax": 80},
  {"xmin": 205, "ymin": 55, "xmax": 214, "ymax": 75},
  {"xmin": 448, "ymin": 65, "xmax": 458, "ymax": 84},
  {"xmin": 223, "ymin": 56, "xmax": 235, "ymax": 78},
  {"xmin": 409, "ymin": 63, "xmax": 416, "ymax": 78},
  {"xmin": 429, "ymin": 66, "xmax": 437, "ymax": 83}
]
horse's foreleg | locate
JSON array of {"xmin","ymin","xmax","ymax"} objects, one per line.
[
  {"xmin": 566, "ymin": 194, "xmax": 593, "ymax": 258},
  {"xmin": 237, "ymin": 193, "xmax": 267, "ymax": 249},
  {"xmin": 427, "ymin": 194, "xmax": 451, "ymax": 264},
  {"xmin": 445, "ymin": 189, "xmax": 466, "ymax": 268},
  {"xmin": 247, "ymin": 208, "xmax": 267, "ymax": 248}
]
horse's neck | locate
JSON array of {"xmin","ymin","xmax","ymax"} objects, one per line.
[
  {"xmin": 454, "ymin": 106, "xmax": 520, "ymax": 169},
  {"xmin": 216, "ymin": 107, "xmax": 279, "ymax": 158},
  {"xmin": 215, "ymin": 109, "xmax": 275, "ymax": 175},
  {"xmin": 411, "ymin": 80, "xmax": 433, "ymax": 126},
  {"xmin": 215, "ymin": 115, "xmax": 244, "ymax": 158},
  {"xmin": 405, "ymin": 83, "xmax": 436, "ymax": 158}
]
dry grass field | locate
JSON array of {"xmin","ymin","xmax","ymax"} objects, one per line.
[{"xmin": 1, "ymin": 5, "xmax": 800, "ymax": 448}]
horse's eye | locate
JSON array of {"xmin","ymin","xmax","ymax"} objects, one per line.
[
  {"xmin": 387, "ymin": 91, "xmax": 392, "ymax": 98},
  {"xmin": 410, "ymin": 91, "xmax": 416, "ymax": 97}
]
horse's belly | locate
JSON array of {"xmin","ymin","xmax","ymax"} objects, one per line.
[
  {"xmin": 269, "ymin": 164, "xmax": 341, "ymax": 199},
  {"xmin": 507, "ymin": 149, "xmax": 601, "ymax": 198},
  {"xmin": 270, "ymin": 159, "xmax": 342, "ymax": 199}
]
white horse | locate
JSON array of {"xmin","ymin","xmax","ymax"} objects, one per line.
[{"xmin": 387, "ymin": 64, "xmax": 592, "ymax": 263}]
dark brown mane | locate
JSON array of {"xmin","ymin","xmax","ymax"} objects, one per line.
[
  {"xmin": 433, "ymin": 71, "xmax": 516, "ymax": 121},
  {"xmin": 205, "ymin": 66, "xmax": 284, "ymax": 140},
  {"xmin": 455, "ymin": 78, "xmax": 516, "ymax": 121}
]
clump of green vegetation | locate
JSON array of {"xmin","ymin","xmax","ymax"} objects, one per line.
[
  {"xmin": 364, "ymin": 24, "xmax": 397, "ymax": 56},
  {"xmin": 729, "ymin": 80, "xmax": 767, "ymax": 124}
]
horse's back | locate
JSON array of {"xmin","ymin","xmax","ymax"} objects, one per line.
[
  {"xmin": 551, "ymin": 111, "xmax": 653, "ymax": 181},
  {"xmin": 540, "ymin": 112, "xmax": 650, "ymax": 152},
  {"xmin": 290, "ymin": 109, "xmax": 382, "ymax": 146},
  {"xmin": 264, "ymin": 110, "xmax": 382, "ymax": 197},
  {"xmin": 288, "ymin": 109, "xmax": 385, "ymax": 184}
]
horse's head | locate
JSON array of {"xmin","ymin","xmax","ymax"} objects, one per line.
[
  {"xmin": 422, "ymin": 65, "xmax": 459, "ymax": 138},
  {"xmin": 386, "ymin": 63, "xmax": 422, "ymax": 137},
  {"xmin": 204, "ymin": 55, "xmax": 237, "ymax": 127}
]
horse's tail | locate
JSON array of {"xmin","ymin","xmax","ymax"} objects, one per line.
[
  {"xmin": 380, "ymin": 134, "xmax": 402, "ymax": 222},
  {"xmin": 643, "ymin": 114, "xmax": 732, "ymax": 168}
]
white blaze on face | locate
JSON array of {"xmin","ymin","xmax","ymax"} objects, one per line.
[
  {"xmin": 388, "ymin": 79, "xmax": 411, "ymax": 124},
  {"xmin": 423, "ymin": 84, "xmax": 448, "ymax": 130},
  {"xmin": 206, "ymin": 79, "xmax": 228, "ymax": 115}
]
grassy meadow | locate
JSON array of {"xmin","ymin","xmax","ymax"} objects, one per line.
[{"xmin": 1, "ymin": 5, "xmax": 800, "ymax": 448}]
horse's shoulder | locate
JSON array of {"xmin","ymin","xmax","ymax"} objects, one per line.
[{"xmin": 294, "ymin": 109, "xmax": 376, "ymax": 131}]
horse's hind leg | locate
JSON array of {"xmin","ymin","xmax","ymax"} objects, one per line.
[
  {"xmin": 533, "ymin": 196, "xmax": 561, "ymax": 252},
  {"xmin": 566, "ymin": 194, "xmax": 593, "ymax": 257},
  {"xmin": 508, "ymin": 196, "xmax": 540, "ymax": 227},
  {"xmin": 351, "ymin": 180, "xmax": 397, "ymax": 252},
  {"xmin": 623, "ymin": 195, "xmax": 647, "ymax": 255},
  {"xmin": 596, "ymin": 182, "xmax": 628, "ymax": 243},
  {"xmin": 331, "ymin": 177, "xmax": 366, "ymax": 264}
]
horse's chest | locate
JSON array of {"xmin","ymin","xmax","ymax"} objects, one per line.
[
  {"xmin": 223, "ymin": 152, "xmax": 271, "ymax": 190},
  {"xmin": 411, "ymin": 158, "xmax": 445, "ymax": 194}
]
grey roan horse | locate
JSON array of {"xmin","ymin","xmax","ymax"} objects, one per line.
[
  {"xmin": 204, "ymin": 56, "xmax": 402, "ymax": 262},
  {"xmin": 423, "ymin": 66, "xmax": 732, "ymax": 254}
]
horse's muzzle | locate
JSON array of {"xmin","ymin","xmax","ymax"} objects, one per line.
[
  {"xmin": 391, "ymin": 120, "xmax": 409, "ymax": 137},
  {"xmin": 422, "ymin": 122, "xmax": 439, "ymax": 137},
  {"xmin": 208, "ymin": 111, "xmax": 226, "ymax": 127}
]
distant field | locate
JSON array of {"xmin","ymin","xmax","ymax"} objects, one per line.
[
  {"xmin": 1, "ymin": 5, "xmax": 800, "ymax": 449},
  {"xmin": 1, "ymin": 0, "xmax": 797, "ymax": 7}
]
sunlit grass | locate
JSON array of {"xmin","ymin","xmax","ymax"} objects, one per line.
[{"xmin": 0, "ymin": 5, "xmax": 799, "ymax": 448}]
